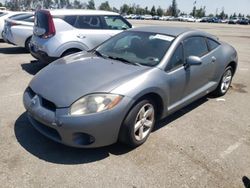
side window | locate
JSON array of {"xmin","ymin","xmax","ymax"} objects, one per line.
[
  {"xmin": 75, "ymin": 16, "xmax": 102, "ymax": 29},
  {"xmin": 184, "ymin": 37, "xmax": 209, "ymax": 57},
  {"xmin": 63, "ymin": 16, "xmax": 77, "ymax": 26},
  {"xmin": 207, "ymin": 38, "xmax": 220, "ymax": 51},
  {"xmin": 166, "ymin": 44, "xmax": 184, "ymax": 71},
  {"xmin": 103, "ymin": 16, "xmax": 131, "ymax": 30},
  {"xmin": 23, "ymin": 16, "xmax": 34, "ymax": 23}
]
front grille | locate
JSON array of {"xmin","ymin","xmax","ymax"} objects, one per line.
[{"xmin": 41, "ymin": 97, "xmax": 56, "ymax": 112}]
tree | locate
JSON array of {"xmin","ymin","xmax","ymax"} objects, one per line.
[
  {"xmin": 171, "ymin": 0, "xmax": 178, "ymax": 17},
  {"xmin": 156, "ymin": 6, "xmax": 164, "ymax": 16},
  {"xmin": 195, "ymin": 6, "xmax": 206, "ymax": 18},
  {"xmin": 192, "ymin": 6, "xmax": 196, "ymax": 17},
  {"xmin": 120, "ymin": 4, "xmax": 130, "ymax": 14},
  {"xmin": 219, "ymin": 8, "xmax": 226, "ymax": 19},
  {"xmin": 150, "ymin": 6, "xmax": 156, "ymax": 16},
  {"xmin": 87, "ymin": 0, "xmax": 95, "ymax": 10},
  {"xmin": 0, "ymin": 3, "xmax": 2, "ymax": 7},
  {"xmin": 112, "ymin": 7, "xmax": 119, "ymax": 13},
  {"xmin": 99, "ymin": 1, "xmax": 111, "ymax": 11}
]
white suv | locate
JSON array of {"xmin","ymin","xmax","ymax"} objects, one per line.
[{"xmin": 30, "ymin": 9, "xmax": 132, "ymax": 63}]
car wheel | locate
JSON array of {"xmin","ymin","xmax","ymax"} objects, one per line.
[
  {"xmin": 213, "ymin": 66, "xmax": 233, "ymax": 96},
  {"xmin": 25, "ymin": 37, "xmax": 31, "ymax": 52},
  {"xmin": 119, "ymin": 99, "xmax": 156, "ymax": 148}
]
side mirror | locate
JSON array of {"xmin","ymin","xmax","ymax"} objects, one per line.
[
  {"xmin": 33, "ymin": 26, "xmax": 46, "ymax": 36},
  {"xmin": 186, "ymin": 56, "xmax": 202, "ymax": 67}
]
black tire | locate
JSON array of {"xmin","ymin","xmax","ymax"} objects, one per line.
[
  {"xmin": 119, "ymin": 99, "xmax": 156, "ymax": 148},
  {"xmin": 25, "ymin": 37, "xmax": 31, "ymax": 52},
  {"xmin": 212, "ymin": 66, "xmax": 233, "ymax": 97}
]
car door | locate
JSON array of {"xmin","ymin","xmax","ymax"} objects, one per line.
[
  {"xmin": 75, "ymin": 15, "xmax": 111, "ymax": 49},
  {"xmin": 165, "ymin": 43, "xmax": 187, "ymax": 112},
  {"xmin": 182, "ymin": 36, "xmax": 215, "ymax": 98}
]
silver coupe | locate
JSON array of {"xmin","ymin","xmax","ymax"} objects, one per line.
[{"xmin": 23, "ymin": 26, "xmax": 238, "ymax": 148}]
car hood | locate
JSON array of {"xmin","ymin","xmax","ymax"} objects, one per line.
[{"xmin": 29, "ymin": 52, "xmax": 150, "ymax": 107}]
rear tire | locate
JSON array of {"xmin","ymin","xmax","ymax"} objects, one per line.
[
  {"xmin": 212, "ymin": 66, "xmax": 233, "ymax": 97},
  {"xmin": 119, "ymin": 99, "xmax": 156, "ymax": 148},
  {"xmin": 25, "ymin": 37, "xmax": 31, "ymax": 52}
]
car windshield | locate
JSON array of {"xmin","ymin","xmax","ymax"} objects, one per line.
[{"xmin": 96, "ymin": 31, "xmax": 174, "ymax": 67}]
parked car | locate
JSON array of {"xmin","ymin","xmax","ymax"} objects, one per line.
[
  {"xmin": 0, "ymin": 11, "xmax": 29, "ymax": 40},
  {"xmin": 141, "ymin": 14, "xmax": 153, "ymax": 20},
  {"xmin": 228, "ymin": 17, "xmax": 239, "ymax": 24},
  {"xmin": 2, "ymin": 12, "xmax": 34, "ymax": 51},
  {"xmin": 238, "ymin": 18, "xmax": 249, "ymax": 25},
  {"xmin": 179, "ymin": 15, "xmax": 196, "ymax": 22},
  {"xmin": 23, "ymin": 26, "xmax": 237, "ymax": 148},
  {"xmin": 159, "ymin": 16, "xmax": 170, "ymax": 21},
  {"xmin": 30, "ymin": 9, "xmax": 132, "ymax": 63}
]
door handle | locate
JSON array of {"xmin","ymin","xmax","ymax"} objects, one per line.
[
  {"xmin": 211, "ymin": 56, "xmax": 216, "ymax": 62},
  {"xmin": 77, "ymin": 34, "xmax": 86, "ymax": 39}
]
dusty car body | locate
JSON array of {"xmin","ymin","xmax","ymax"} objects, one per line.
[{"xmin": 23, "ymin": 26, "xmax": 238, "ymax": 148}]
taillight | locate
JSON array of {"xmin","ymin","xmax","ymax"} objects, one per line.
[
  {"xmin": 44, "ymin": 11, "xmax": 55, "ymax": 38},
  {"xmin": 37, "ymin": 10, "xmax": 56, "ymax": 39},
  {"xmin": 8, "ymin": 21, "xmax": 20, "ymax": 27}
]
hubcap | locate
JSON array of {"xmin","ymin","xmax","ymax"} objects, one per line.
[
  {"xmin": 221, "ymin": 69, "xmax": 232, "ymax": 93},
  {"xmin": 134, "ymin": 103, "xmax": 155, "ymax": 141}
]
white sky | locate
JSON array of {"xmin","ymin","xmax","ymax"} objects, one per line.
[{"xmin": 1, "ymin": 0, "xmax": 249, "ymax": 15}]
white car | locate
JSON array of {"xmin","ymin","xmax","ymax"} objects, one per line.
[
  {"xmin": 2, "ymin": 12, "xmax": 34, "ymax": 51},
  {"xmin": 0, "ymin": 11, "xmax": 29, "ymax": 39},
  {"xmin": 30, "ymin": 9, "xmax": 132, "ymax": 63}
]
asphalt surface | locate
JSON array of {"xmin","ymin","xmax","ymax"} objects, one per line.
[{"xmin": 0, "ymin": 21, "xmax": 250, "ymax": 188}]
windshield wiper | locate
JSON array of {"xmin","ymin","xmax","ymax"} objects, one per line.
[
  {"xmin": 94, "ymin": 50, "xmax": 108, "ymax": 58},
  {"xmin": 107, "ymin": 56, "xmax": 141, "ymax": 66}
]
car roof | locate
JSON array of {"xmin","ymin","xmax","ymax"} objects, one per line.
[
  {"xmin": 130, "ymin": 26, "xmax": 195, "ymax": 37},
  {"xmin": 43, "ymin": 9, "xmax": 119, "ymax": 16}
]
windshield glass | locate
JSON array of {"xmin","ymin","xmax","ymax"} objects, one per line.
[{"xmin": 96, "ymin": 31, "xmax": 174, "ymax": 66}]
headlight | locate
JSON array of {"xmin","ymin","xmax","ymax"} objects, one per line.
[{"xmin": 70, "ymin": 94, "xmax": 123, "ymax": 116}]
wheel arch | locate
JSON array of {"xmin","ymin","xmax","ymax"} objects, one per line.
[{"xmin": 227, "ymin": 61, "xmax": 237, "ymax": 76}]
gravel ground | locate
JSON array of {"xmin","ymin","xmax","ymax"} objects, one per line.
[{"xmin": 0, "ymin": 21, "xmax": 250, "ymax": 188}]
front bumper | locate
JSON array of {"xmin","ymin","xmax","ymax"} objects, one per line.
[{"xmin": 23, "ymin": 88, "xmax": 134, "ymax": 148}]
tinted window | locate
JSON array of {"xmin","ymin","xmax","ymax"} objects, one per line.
[
  {"xmin": 184, "ymin": 37, "xmax": 208, "ymax": 57},
  {"xmin": 166, "ymin": 44, "xmax": 184, "ymax": 71},
  {"xmin": 207, "ymin": 38, "xmax": 220, "ymax": 51},
  {"xmin": 35, "ymin": 11, "xmax": 49, "ymax": 32},
  {"xmin": 0, "ymin": 12, "xmax": 7, "ymax": 17},
  {"xmin": 63, "ymin": 15, "xmax": 77, "ymax": 26},
  {"xmin": 103, "ymin": 16, "xmax": 131, "ymax": 30},
  {"xmin": 97, "ymin": 31, "xmax": 173, "ymax": 66},
  {"xmin": 9, "ymin": 13, "xmax": 33, "ymax": 20},
  {"xmin": 75, "ymin": 16, "xmax": 102, "ymax": 29}
]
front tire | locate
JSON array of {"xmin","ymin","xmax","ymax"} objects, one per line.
[
  {"xmin": 119, "ymin": 99, "xmax": 156, "ymax": 148},
  {"xmin": 213, "ymin": 66, "xmax": 233, "ymax": 96}
]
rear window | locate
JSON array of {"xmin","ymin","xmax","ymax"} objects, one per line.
[
  {"xmin": 62, "ymin": 15, "xmax": 77, "ymax": 26},
  {"xmin": 184, "ymin": 37, "xmax": 209, "ymax": 57},
  {"xmin": 74, "ymin": 16, "xmax": 102, "ymax": 29},
  {"xmin": 0, "ymin": 12, "xmax": 7, "ymax": 17},
  {"xmin": 35, "ymin": 11, "xmax": 49, "ymax": 32},
  {"xmin": 207, "ymin": 38, "xmax": 220, "ymax": 51},
  {"xmin": 9, "ymin": 13, "xmax": 33, "ymax": 20}
]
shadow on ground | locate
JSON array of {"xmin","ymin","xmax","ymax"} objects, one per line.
[
  {"xmin": 154, "ymin": 96, "xmax": 208, "ymax": 131},
  {"xmin": 0, "ymin": 46, "xmax": 29, "ymax": 54},
  {"xmin": 15, "ymin": 113, "xmax": 133, "ymax": 165},
  {"xmin": 21, "ymin": 60, "xmax": 46, "ymax": 75},
  {"xmin": 15, "ymin": 96, "xmax": 209, "ymax": 164}
]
